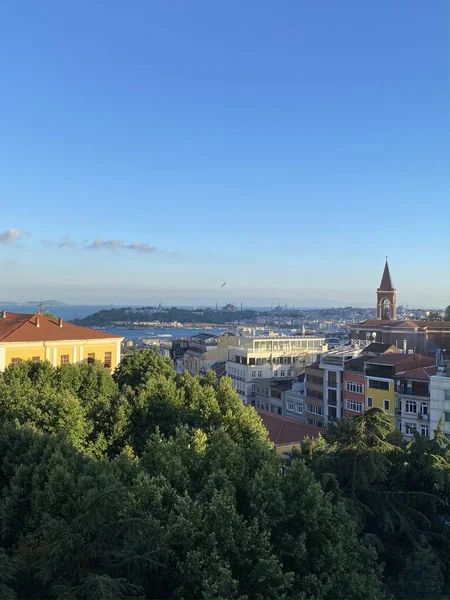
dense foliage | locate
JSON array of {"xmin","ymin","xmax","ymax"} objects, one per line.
[{"xmin": 0, "ymin": 349, "xmax": 447, "ymax": 599}]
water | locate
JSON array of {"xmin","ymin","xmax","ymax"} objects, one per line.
[
  {"xmin": 106, "ymin": 327, "xmax": 225, "ymax": 340},
  {"xmin": 0, "ymin": 304, "xmax": 129, "ymax": 320}
]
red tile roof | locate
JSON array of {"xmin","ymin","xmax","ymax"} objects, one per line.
[
  {"xmin": 256, "ymin": 409, "xmax": 321, "ymax": 445},
  {"xmin": 396, "ymin": 365, "xmax": 438, "ymax": 381},
  {"xmin": 0, "ymin": 312, "xmax": 122, "ymax": 342}
]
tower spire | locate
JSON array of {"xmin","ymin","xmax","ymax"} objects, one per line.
[{"xmin": 377, "ymin": 259, "xmax": 397, "ymax": 320}]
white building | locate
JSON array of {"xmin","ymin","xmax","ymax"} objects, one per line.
[
  {"xmin": 318, "ymin": 340, "xmax": 370, "ymax": 424},
  {"xmin": 429, "ymin": 370, "xmax": 450, "ymax": 440},
  {"xmin": 226, "ymin": 335, "xmax": 327, "ymax": 404}
]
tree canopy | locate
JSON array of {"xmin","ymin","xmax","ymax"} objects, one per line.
[{"xmin": 0, "ymin": 351, "xmax": 448, "ymax": 599}]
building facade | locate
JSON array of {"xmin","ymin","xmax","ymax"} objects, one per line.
[
  {"xmin": 226, "ymin": 335, "xmax": 327, "ymax": 404},
  {"xmin": 429, "ymin": 370, "xmax": 450, "ymax": 440},
  {"xmin": 304, "ymin": 363, "xmax": 325, "ymax": 427},
  {"xmin": 0, "ymin": 311, "xmax": 123, "ymax": 371},
  {"xmin": 365, "ymin": 354, "xmax": 434, "ymax": 427},
  {"xmin": 395, "ymin": 366, "xmax": 437, "ymax": 438}
]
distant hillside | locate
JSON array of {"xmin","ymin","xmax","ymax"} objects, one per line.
[{"xmin": 71, "ymin": 306, "xmax": 258, "ymax": 327}]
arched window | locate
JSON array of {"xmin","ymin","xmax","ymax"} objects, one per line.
[{"xmin": 405, "ymin": 400, "xmax": 417, "ymax": 414}]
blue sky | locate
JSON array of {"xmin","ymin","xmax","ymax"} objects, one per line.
[{"xmin": 0, "ymin": 0, "xmax": 448, "ymax": 307}]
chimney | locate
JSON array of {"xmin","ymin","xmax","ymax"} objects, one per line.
[
  {"xmin": 36, "ymin": 316, "xmax": 40, "ymax": 328},
  {"xmin": 403, "ymin": 340, "xmax": 407, "ymax": 354},
  {"xmin": 1, "ymin": 310, "xmax": 6, "ymax": 319},
  {"xmin": 58, "ymin": 317, "xmax": 63, "ymax": 328}
]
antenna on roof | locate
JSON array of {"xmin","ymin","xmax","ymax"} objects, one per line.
[{"xmin": 38, "ymin": 297, "xmax": 44, "ymax": 314}]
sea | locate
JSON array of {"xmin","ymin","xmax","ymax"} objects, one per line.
[{"xmin": 1, "ymin": 303, "xmax": 299, "ymax": 341}]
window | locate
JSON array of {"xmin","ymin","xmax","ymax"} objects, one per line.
[
  {"xmin": 346, "ymin": 400, "xmax": 363, "ymax": 413},
  {"xmin": 368, "ymin": 379, "xmax": 390, "ymax": 391},
  {"xmin": 306, "ymin": 404, "xmax": 323, "ymax": 416},
  {"xmin": 87, "ymin": 353, "xmax": 95, "ymax": 364},
  {"xmin": 256, "ymin": 387, "xmax": 260, "ymax": 394},
  {"xmin": 265, "ymin": 388, "xmax": 269, "ymax": 396},
  {"xmin": 287, "ymin": 401, "xmax": 294, "ymax": 411},
  {"xmin": 251, "ymin": 384, "xmax": 255, "ymax": 392},
  {"xmin": 383, "ymin": 399, "xmax": 390, "ymax": 411},
  {"xmin": 277, "ymin": 407, "xmax": 282, "ymax": 415},
  {"xmin": 104, "ymin": 351, "xmax": 112, "ymax": 368},
  {"xmin": 397, "ymin": 420, "xmax": 402, "ymax": 431},
  {"xmin": 287, "ymin": 370, "xmax": 292, "ymax": 377},
  {"xmin": 280, "ymin": 370, "xmax": 285, "ymax": 377},
  {"xmin": 252, "ymin": 371, "xmax": 256, "ymax": 378},
  {"xmin": 308, "ymin": 375, "xmax": 323, "ymax": 386},
  {"xmin": 257, "ymin": 371, "xmax": 262, "ymax": 378},
  {"xmin": 405, "ymin": 400, "xmax": 417, "ymax": 414},
  {"xmin": 367, "ymin": 397, "xmax": 373, "ymax": 407},
  {"xmin": 270, "ymin": 405, "xmax": 275, "ymax": 413},
  {"xmin": 346, "ymin": 381, "xmax": 363, "ymax": 394},
  {"xmin": 405, "ymin": 423, "xmax": 417, "ymax": 435},
  {"xmin": 60, "ymin": 354, "xmax": 69, "ymax": 364},
  {"xmin": 420, "ymin": 425, "xmax": 429, "ymax": 437},
  {"xmin": 420, "ymin": 403, "xmax": 428, "ymax": 416},
  {"xmin": 32, "ymin": 356, "xmax": 40, "ymax": 362},
  {"xmin": 445, "ymin": 412, "xmax": 450, "ymax": 422},
  {"xmin": 295, "ymin": 403, "xmax": 303, "ymax": 414},
  {"xmin": 328, "ymin": 371, "xmax": 337, "ymax": 387},
  {"xmin": 274, "ymin": 371, "xmax": 278, "ymax": 377},
  {"xmin": 10, "ymin": 358, "xmax": 20, "ymax": 364}
]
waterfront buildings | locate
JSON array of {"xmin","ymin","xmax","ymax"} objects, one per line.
[
  {"xmin": 0, "ymin": 311, "xmax": 123, "ymax": 371},
  {"xmin": 226, "ymin": 334, "xmax": 327, "ymax": 405}
]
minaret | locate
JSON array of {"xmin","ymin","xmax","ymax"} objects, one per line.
[{"xmin": 376, "ymin": 257, "xmax": 397, "ymax": 320}]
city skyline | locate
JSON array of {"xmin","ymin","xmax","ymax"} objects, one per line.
[{"xmin": 1, "ymin": 1, "xmax": 448, "ymax": 307}]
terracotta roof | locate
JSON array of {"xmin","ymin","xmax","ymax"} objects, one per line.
[
  {"xmin": 256, "ymin": 409, "xmax": 321, "ymax": 445},
  {"xmin": 363, "ymin": 342, "xmax": 397, "ymax": 354},
  {"xmin": 378, "ymin": 260, "xmax": 394, "ymax": 291},
  {"xmin": 0, "ymin": 312, "xmax": 122, "ymax": 343},
  {"xmin": 366, "ymin": 354, "xmax": 434, "ymax": 370},
  {"xmin": 396, "ymin": 365, "xmax": 438, "ymax": 381}
]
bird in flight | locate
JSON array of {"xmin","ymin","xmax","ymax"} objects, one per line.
[{"xmin": 222, "ymin": 282, "xmax": 226, "ymax": 287}]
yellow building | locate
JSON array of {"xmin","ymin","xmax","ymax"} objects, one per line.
[
  {"xmin": 0, "ymin": 311, "xmax": 123, "ymax": 371},
  {"xmin": 364, "ymin": 353, "xmax": 435, "ymax": 426},
  {"xmin": 365, "ymin": 375, "xmax": 396, "ymax": 425}
]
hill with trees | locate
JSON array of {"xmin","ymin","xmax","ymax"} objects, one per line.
[
  {"xmin": 0, "ymin": 350, "xmax": 447, "ymax": 599},
  {"xmin": 71, "ymin": 306, "xmax": 259, "ymax": 327}
]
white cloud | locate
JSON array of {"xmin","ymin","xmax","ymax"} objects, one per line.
[
  {"xmin": 86, "ymin": 239, "xmax": 158, "ymax": 253},
  {"xmin": 0, "ymin": 228, "xmax": 25, "ymax": 243}
]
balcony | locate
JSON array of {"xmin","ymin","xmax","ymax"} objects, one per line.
[
  {"xmin": 396, "ymin": 392, "xmax": 430, "ymax": 402},
  {"xmin": 417, "ymin": 413, "xmax": 430, "ymax": 421}
]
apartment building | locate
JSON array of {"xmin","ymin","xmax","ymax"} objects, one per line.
[
  {"xmin": 226, "ymin": 335, "xmax": 326, "ymax": 404},
  {"xmin": 365, "ymin": 354, "xmax": 434, "ymax": 427},
  {"xmin": 343, "ymin": 356, "xmax": 366, "ymax": 416},
  {"xmin": 319, "ymin": 341, "xmax": 371, "ymax": 425},
  {"xmin": 304, "ymin": 362, "xmax": 325, "ymax": 427},
  {"xmin": 283, "ymin": 375, "xmax": 306, "ymax": 422},
  {"xmin": 395, "ymin": 365, "xmax": 437, "ymax": 438},
  {"xmin": 429, "ymin": 370, "xmax": 450, "ymax": 440},
  {"xmin": 254, "ymin": 379, "xmax": 294, "ymax": 415},
  {"xmin": 172, "ymin": 332, "xmax": 239, "ymax": 375}
]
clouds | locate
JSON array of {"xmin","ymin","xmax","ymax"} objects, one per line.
[
  {"xmin": 40, "ymin": 235, "xmax": 159, "ymax": 254},
  {"xmin": 0, "ymin": 228, "xmax": 27, "ymax": 243},
  {"xmin": 41, "ymin": 235, "xmax": 78, "ymax": 249},
  {"xmin": 85, "ymin": 239, "xmax": 157, "ymax": 253},
  {"xmin": 4, "ymin": 227, "xmax": 163, "ymax": 256}
]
